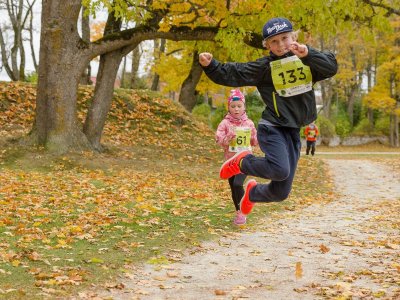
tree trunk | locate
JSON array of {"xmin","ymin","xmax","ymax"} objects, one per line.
[
  {"xmin": 346, "ymin": 85, "xmax": 358, "ymax": 127},
  {"xmin": 18, "ymin": 30, "xmax": 26, "ymax": 81},
  {"xmin": 80, "ymin": 6, "xmax": 91, "ymax": 85},
  {"xmin": 0, "ymin": 28, "xmax": 17, "ymax": 80},
  {"xmin": 320, "ymin": 80, "xmax": 333, "ymax": 118},
  {"xmin": 179, "ymin": 50, "xmax": 203, "ymax": 111},
  {"xmin": 83, "ymin": 10, "xmax": 127, "ymax": 151},
  {"xmin": 151, "ymin": 39, "xmax": 160, "ymax": 91},
  {"xmin": 389, "ymin": 74, "xmax": 399, "ymax": 147},
  {"xmin": 120, "ymin": 55, "xmax": 127, "ymax": 88},
  {"xmin": 151, "ymin": 39, "xmax": 166, "ymax": 91},
  {"xmin": 33, "ymin": 0, "xmax": 91, "ymax": 152},
  {"xmin": 83, "ymin": 46, "xmax": 134, "ymax": 151},
  {"xmin": 394, "ymin": 111, "xmax": 399, "ymax": 147},
  {"xmin": 366, "ymin": 62, "xmax": 374, "ymax": 126},
  {"xmin": 130, "ymin": 45, "xmax": 141, "ymax": 88},
  {"xmin": 29, "ymin": 6, "xmax": 38, "ymax": 72}
]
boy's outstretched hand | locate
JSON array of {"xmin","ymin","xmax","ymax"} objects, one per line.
[
  {"xmin": 289, "ymin": 42, "xmax": 308, "ymax": 58},
  {"xmin": 199, "ymin": 52, "xmax": 213, "ymax": 67}
]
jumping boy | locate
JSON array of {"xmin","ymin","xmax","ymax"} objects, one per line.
[{"xmin": 199, "ymin": 17, "xmax": 337, "ymax": 216}]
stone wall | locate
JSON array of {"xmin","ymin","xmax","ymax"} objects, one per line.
[{"xmin": 311, "ymin": 135, "xmax": 390, "ymax": 147}]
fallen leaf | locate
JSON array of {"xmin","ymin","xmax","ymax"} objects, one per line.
[
  {"xmin": 295, "ymin": 262, "xmax": 303, "ymax": 279},
  {"xmin": 319, "ymin": 244, "xmax": 330, "ymax": 253},
  {"xmin": 214, "ymin": 289, "xmax": 227, "ymax": 295}
]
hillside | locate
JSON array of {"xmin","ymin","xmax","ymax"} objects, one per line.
[{"xmin": 0, "ymin": 81, "xmax": 218, "ymax": 157}]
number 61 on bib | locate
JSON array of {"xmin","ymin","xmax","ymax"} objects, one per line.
[{"xmin": 229, "ymin": 127, "xmax": 252, "ymax": 152}]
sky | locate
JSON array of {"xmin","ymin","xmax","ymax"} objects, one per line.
[{"xmin": 0, "ymin": 1, "xmax": 151, "ymax": 82}]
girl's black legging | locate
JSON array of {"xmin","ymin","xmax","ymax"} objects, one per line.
[{"xmin": 228, "ymin": 173, "xmax": 247, "ymax": 210}]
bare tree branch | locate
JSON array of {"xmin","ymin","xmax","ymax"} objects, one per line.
[{"xmin": 361, "ymin": 0, "xmax": 400, "ymax": 16}]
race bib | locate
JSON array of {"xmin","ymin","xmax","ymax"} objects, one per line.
[
  {"xmin": 308, "ymin": 130, "xmax": 316, "ymax": 138},
  {"xmin": 229, "ymin": 127, "xmax": 252, "ymax": 152},
  {"xmin": 270, "ymin": 56, "xmax": 312, "ymax": 97}
]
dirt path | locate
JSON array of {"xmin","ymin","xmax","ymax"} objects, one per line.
[{"xmin": 95, "ymin": 159, "xmax": 400, "ymax": 300}]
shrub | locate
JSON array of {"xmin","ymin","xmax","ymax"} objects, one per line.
[
  {"xmin": 210, "ymin": 105, "xmax": 227, "ymax": 129},
  {"xmin": 334, "ymin": 112, "xmax": 352, "ymax": 138},
  {"xmin": 25, "ymin": 72, "xmax": 38, "ymax": 83},
  {"xmin": 375, "ymin": 116, "xmax": 390, "ymax": 135},
  {"xmin": 245, "ymin": 91, "xmax": 264, "ymax": 107},
  {"xmin": 192, "ymin": 103, "xmax": 211, "ymax": 124},
  {"xmin": 353, "ymin": 118, "xmax": 374, "ymax": 136},
  {"xmin": 315, "ymin": 115, "xmax": 335, "ymax": 138},
  {"xmin": 246, "ymin": 106, "xmax": 263, "ymax": 127}
]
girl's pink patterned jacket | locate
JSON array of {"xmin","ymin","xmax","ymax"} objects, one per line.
[{"xmin": 215, "ymin": 112, "xmax": 258, "ymax": 160}]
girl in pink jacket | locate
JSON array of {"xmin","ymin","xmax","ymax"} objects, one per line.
[{"xmin": 215, "ymin": 89, "xmax": 258, "ymax": 225}]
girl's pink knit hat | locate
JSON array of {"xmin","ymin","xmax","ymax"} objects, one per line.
[{"xmin": 228, "ymin": 89, "xmax": 245, "ymax": 105}]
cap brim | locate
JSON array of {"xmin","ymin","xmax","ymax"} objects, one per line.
[{"xmin": 264, "ymin": 29, "xmax": 293, "ymax": 40}]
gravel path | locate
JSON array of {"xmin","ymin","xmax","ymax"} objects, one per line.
[{"xmin": 96, "ymin": 159, "xmax": 400, "ymax": 300}]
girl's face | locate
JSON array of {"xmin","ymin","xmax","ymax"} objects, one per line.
[
  {"xmin": 228, "ymin": 101, "xmax": 245, "ymax": 118},
  {"xmin": 265, "ymin": 32, "xmax": 294, "ymax": 56}
]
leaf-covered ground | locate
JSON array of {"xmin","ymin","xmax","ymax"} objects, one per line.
[
  {"xmin": 0, "ymin": 82, "xmax": 398, "ymax": 299},
  {"xmin": 94, "ymin": 158, "xmax": 400, "ymax": 300}
]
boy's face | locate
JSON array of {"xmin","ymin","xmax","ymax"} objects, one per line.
[
  {"xmin": 228, "ymin": 101, "xmax": 245, "ymax": 118},
  {"xmin": 265, "ymin": 32, "xmax": 294, "ymax": 56}
]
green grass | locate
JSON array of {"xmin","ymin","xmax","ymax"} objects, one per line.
[{"xmin": 3, "ymin": 143, "xmax": 391, "ymax": 298}]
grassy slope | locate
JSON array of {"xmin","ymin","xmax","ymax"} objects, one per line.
[{"xmin": 0, "ymin": 81, "xmax": 335, "ymax": 298}]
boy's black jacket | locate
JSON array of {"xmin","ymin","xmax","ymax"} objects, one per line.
[{"xmin": 202, "ymin": 46, "xmax": 338, "ymax": 128}]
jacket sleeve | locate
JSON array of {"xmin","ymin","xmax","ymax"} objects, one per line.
[
  {"xmin": 250, "ymin": 121, "xmax": 258, "ymax": 147},
  {"xmin": 215, "ymin": 120, "xmax": 234, "ymax": 147},
  {"xmin": 202, "ymin": 58, "xmax": 267, "ymax": 87},
  {"xmin": 301, "ymin": 46, "xmax": 338, "ymax": 82}
]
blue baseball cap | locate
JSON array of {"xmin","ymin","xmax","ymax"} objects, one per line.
[{"xmin": 262, "ymin": 17, "xmax": 293, "ymax": 40}]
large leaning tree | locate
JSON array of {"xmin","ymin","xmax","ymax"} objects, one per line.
[{"xmin": 32, "ymin": 0, "xmax": 223, "ymax": 153}]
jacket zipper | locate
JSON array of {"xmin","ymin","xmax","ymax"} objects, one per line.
[{"xmin": 273, "ymin": 92, "xmax": 280, "ymax": 117}]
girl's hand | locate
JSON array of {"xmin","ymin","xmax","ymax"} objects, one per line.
[
  {"xmin": 199, "ymin": 52, "xmax": 213, "ymax": 67},
  {"xmin": 289, "ymin": 42, "xmax": 308, "ymax": 58},
  {"xmin": 226, "ymin": 127, "xmax": 236, "ymax": 141}
]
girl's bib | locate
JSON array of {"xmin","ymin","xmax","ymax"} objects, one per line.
[
  {"xmin": 270, "ymin": 56, "xmax": 312, "ymax": 97},
  {"xmin": 229, "ymin": 127, "xmax": 252, "ymax": 152}
]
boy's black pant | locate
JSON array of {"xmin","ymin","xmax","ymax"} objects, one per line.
[
  {"xmin": 240, "ymin": 125, "xmax": 301, "ymax": 203},
  {"xmin": 306, "ymin": 140, "xmax": 316, "ymax": 156},
  {"xmin": 228, "ymin": 174, "xmax": 246, "ymax": 211}
]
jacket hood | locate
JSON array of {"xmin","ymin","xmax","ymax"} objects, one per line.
[{"xmin": 225, "ymin": 112, "xmax": 249, "ymax": 124}]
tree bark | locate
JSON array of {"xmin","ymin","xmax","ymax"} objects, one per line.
[
  {"xmin": 130, "ymin": 45, "xmax": 141, "ymax": 88},
  {"xmin": 346, "ymin": 83, "xmax": 359, "ymax": 127},
  {"xmin": 80, "ymin": 6, "xmax": 91, "ymax": 85},
  {"xmin": 83, "ymin": 10, "xmax": 126, "ymax": 151},
  {"xmin": 320, "ymin": 80, "xmax": 333, "ymax": 118},
  {"xmin": 151, "ymin": 39, "xmax": 166, "ymax": 91},
  {"xmin": 33, "ymin": 0, "xmax": 91, "ymax": 152},
  {"xmin": 28, "ymin": 4, "xmax": 38, "ymax": 72},
  {"xmin": 83, "ymin": 46, "xmax": 134, "ymax": 151},
  {"xmin": 0, "ymin": 28, "xmax": 16, "ymax": 80},
  {"xmin": 179, "ymin": 50, "xmax": 203, "ymax": 111}
]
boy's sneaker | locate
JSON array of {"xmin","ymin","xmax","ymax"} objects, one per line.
[
  {"xmin": 233, "ymin": 211, "xmax": 246, "ymax": 225},
  {"xmin": 240, "ymin": 179, "xmax": 257, "ymax": 215},
  {"xmin": 220, "ymin": 150, "xmax": 252, "ymax": 179}
]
